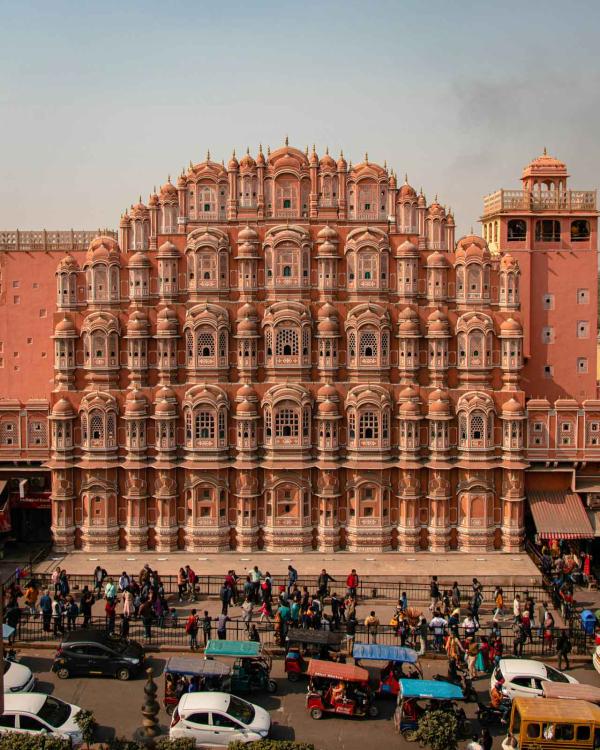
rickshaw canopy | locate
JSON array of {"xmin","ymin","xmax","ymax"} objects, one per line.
[
  {"xmin": 287, "ymin": 628, "xmax": 343, "ymax": 647},
  {"xmin": 542, "ymin": 682, "xmax": 600, "ymax": 704},
  {"xmin": 204, "ymin": 640, "xmax": 262, "ymax": 658},
  {"xmin": 353, "ymin": 643, "xmax": 419, "ymax": 664},
  {"xmin": 165, "ymin": 657, "xmax": 231, "ymax": 678},
  {"xmin": 307, "ymin": 659, "xmax": 369, "ymax": 683},
  {"xmin": 398, "ymin": 679, "xmax": 464, "ymax": 701},
  {"xmin": 513, "ymin": 696, "xmax": 600, "ymax": 722}
]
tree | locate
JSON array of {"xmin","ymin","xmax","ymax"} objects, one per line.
[
  {"xmin": 74, "ymin": 708, "xmax": 98, "ymax": 749},
  {"xmin": 415, "ymin": 709, "xmax": 459, "ymax": 750}
]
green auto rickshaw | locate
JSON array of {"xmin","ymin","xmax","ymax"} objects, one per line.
[{"xmin": 204, "ymin": 639, "xmax": 277, "ymax": 694}]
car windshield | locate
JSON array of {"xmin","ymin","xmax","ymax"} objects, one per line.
[
  {"xmin": 38, "ymin": 696, "xmax": 71, "ymax": 728},
  {"xmin": 227, "ymin": 695, "xmax": 255, "ymax": 725},
  {"xmin": 544, "ymin": 665, "xmax": 570, "ymax": 683}
]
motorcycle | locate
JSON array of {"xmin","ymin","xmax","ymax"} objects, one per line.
[
  {"xmin": 433, "ymin": 669, "xmax": 477, "ymax": 703},
  {"xmin": 476, "ymin": 700, "xmax": 511, "ymax": 726}
]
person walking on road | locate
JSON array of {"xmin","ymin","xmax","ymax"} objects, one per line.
[
  {"xmin": 287, "ymin": 565, "xmax": 298, "ymax": 596},
  {"xmin": 556, "ymin": 631, "xmax": 572, "ymax": 670},
  {"xmin": 429, "ymin": 576, "xmax": 441, "ymax": 612},
  {"xmin": 186, "ymin": 609, "xmax": 199, "ymax": 651},
  {"xmin": 39, "ymin": 589, "xmax": 52, "ymax": 632},
  {"xmin": 250, "ymin": 565, "xmax": 263, "ymax": 603},
  {"xmin": 346, "ymin": 569, "xmax": 359, "ymax": 599},
  {"xmin": 317, "ymin": 569, "xmax": 335, "ymax": 601},
  {"xmin": 364, "ymin": 610, "xmax": 380, "ymax": 644}
]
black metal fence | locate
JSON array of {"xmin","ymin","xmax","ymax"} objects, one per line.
[
  {"xmin": 10, "ymin": 612, "xmax": 594, "ymax": 658},
  {"xmin": 20, "ymin": 572, "xmax": 546, "ymax": 606}
]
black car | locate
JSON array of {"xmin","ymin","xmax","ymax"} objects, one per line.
[{"xmin": 52, "ymin": 630, "xmax": 145, "ymax": 681}]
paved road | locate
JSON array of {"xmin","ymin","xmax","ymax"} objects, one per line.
[{"xmin": 14, "ymin": 648, "xmax": 600, "ymax": 749}]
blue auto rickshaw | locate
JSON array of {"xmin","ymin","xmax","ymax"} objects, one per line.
[
  {"xmin": 204, "ymin": 639, "xmax": 277, "ymax": 694},
  {"xmin": 163, "ymin": 656, "xmax": 231, "ymax": 714},
  {"xmin": 352, "ymin": 643, "xmax": 422, "ymax": 696},
  {"xmin": 393, "ymin": 679, "xmax": 471, "ymax": 741}
]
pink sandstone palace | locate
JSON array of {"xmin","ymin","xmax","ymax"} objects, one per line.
[{"xmin": 0, "ymin": 143, "xmax": 598, "ymax": 553}]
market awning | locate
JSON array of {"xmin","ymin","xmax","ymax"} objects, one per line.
[{"xmin": 528, "ymin": 490, "xmax": 594, "ymax": 539}]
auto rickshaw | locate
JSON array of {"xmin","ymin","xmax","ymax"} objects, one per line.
[
  {"xmin": 501, "ymin": 696, "xmax": 600, "ymax": 749},
  {"xmin": 163, "ymin": 657, "xmax": 232, "ymax": 715},
  {"xmin": 352, "ymin": 643, "xmax": 422, "ymax": 696},
  {"xmin": 204, "ymin": 639, "xmax": 277, "ymax": 694},
  {"xmin": 285, "ymin": 628, "xmax": 344, "ymax": 681},
  {"xmin": 305, "ymin": 659, "xmax": 378, "ymax": 720},
  {"xmin": 393, "ymin": 679, "xmax": 471, "ymax": 741}
]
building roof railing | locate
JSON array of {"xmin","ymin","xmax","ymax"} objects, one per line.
[
  {"xmin": 482, "ymin": 189, "xmax": 597, "ymax": 217},
  {"xmin": 0, "ymin": 230, "xmax": 117, "ymax": 252}
]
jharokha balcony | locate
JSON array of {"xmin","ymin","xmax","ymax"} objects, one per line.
[{"xmin": 482, "ymin": 189, "xmax": 596, "ymax": 216}]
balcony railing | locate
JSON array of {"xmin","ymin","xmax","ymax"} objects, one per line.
[
  {"xmin": 0, "ymin": 229, "xmax": 117, "ymax": 252},
  {"xmin": 483, "ymin": 189, "xmax": 597, "ymax": 216}
]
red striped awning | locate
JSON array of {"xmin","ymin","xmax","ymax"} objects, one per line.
[{"xmin": 528, "ymin": 490, "xmax": 594, "ymax": 539}]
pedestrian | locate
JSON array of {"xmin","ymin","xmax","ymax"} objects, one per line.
[
  {"xmin": 250, "ymin": 565, "xmax": 263, "ymax": 603},
  {"xmin": 416, "ymin": 615, "xmax": 428, "ymax": 655},
  {"xmin": 330, "ymin": 592, "xmax": 341, "ymax": 630},
  {"xmin": 217, "ymin": 613, "xmax": 231, "ymax": 640},
  {"xmin": 445, "ymin": 632, "xmax": 464, "ymax": 678},
  {"xmin": 241, "ymin": 597, "xmax": 254, "ymax": 631},
  {"xmin": 278, "ymin": 599, "xmax": 291, "ymax": 640},
  {"xmin": 51, "ymin": 566, "xmax": 61, "ymax": 595},
  {"xmin": 122, "ymin": 588, "xmax": 133, "ymax": 619},
  {"xmin": 105, "ymin": 598, "xmax": 116, "ymax": 634},
  {"xmin": 186, "ymin": 609, "xmax": 199, "ymax": 650},
  {"xmin": 104, "ymin": 577, "xmax": 117, "ymax": 604},
  {"xmin": 290, "ymin": 597, "xmax": 300, "ymax": 626},
  {"xmin": 65, "ymin": 596, "xmax": 78, "ymax": 631},
  {"xmin": 346, "ymin": 568, "xmax": 359, "ymax": 599},
  {"xmin": 80, "ymin": 586, "xmax": 94, "ymax": 628},
  {"xmin": 429, "ymin": 575, "xmax": 440, "ymax": 612},
  {"xmin": 51, "ymin": 596, "xmax": 64, "ymax": 636},
  {"xmin": 462, "ymin": 611, "xmax": 479, "ymax": 639},
  {"xmin": 364, "ymin": 610, "xmax": 380, "ymax": 644},
  {"xmin": 429, "ymin": 610, "xmax": 448, "ymax": 652},
  {"xmin": 58, "ymin": 570, "xmax": 70, "ymax": 598},
  {"xmin": 494, "ymin": 586, "xmax": 504, "ymax": 620},
  {"xmin": 118, "ymin": 571, "xmax": 130, "ymax": 592},
  {"xmin": 177, "ymin": 567, "xmax": 187, "ymax": 602},
  {"xmin": 24, "ymin": 580, "xmax": 39, "ymax": 616},
  {"xmin": 448, "ymin": 607, "xmax": 460, "ymax": 636},
  {"xmin": 261, "ymin": 572, "xmax": 272, "ymax": 606},
  {"xmin": 249, "ymin": 623, "xmax": 260, "ymax": 643},
  {"xmin": 451, "ymin": 581, "xmax": 461, "ymax": 610},
  {"xmin": 93, "ymin": 565, "xmax": 106, "ymax": 595},
  {"xmin": 399, "ymin": 591, "xmax": 408, "ymax": 613},
  {"xmin": 513, "ymin": 594, "xmax": 521, "ymax": 623},
  {"xmin": 346, "ymin": 612, "xmax": 357, "ymax": 652},
  {"xmin": 513, "ymin": 616, "xmax": 525, "ymax": 656},
  {"xmin": 317, "ymin": 568, "xmax": 335, "ymax": 601},
  {"xmin": 185, "ymin": 565, "xmax": 198, "ymax": 600},
  {"xmin": 556, "ymin": 631, "xmax": 572, "ymax": 670},
  {"xmin": 480, "ymin": 728, "xmax": 493, "ymax": 750},
  {"xmin": 139, "ymin": 598, "xmax": 153, "ymax": 641},
  {"xmin": 202, "ymin": 611, "xmax": 212, "ymax": 645},
  {"xmin": 243, "ymin": 575, "xmax": 253, "ymax": 602},
  {"xmin": 521, "ymin": 610, "xmax": 533, "ymax": 643},
  {"xmin": 466, "ymin": 638, "xmax": 478, "ymax": 678},
  {"xmin": 287, "ymin": 564, "xmax": 298, "ymax": 596},
  {"xmin": 120, "ymin": 614, "xmax": 130, "ymax": 639}
]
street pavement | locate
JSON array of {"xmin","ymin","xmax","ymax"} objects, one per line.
[
  {"xmin": 15, "ymin": 647, "xmax": 600, "ymax": 749},
  {"xmin": 34, "ymin": 550, "xmax": 541, "ymax": 584}
]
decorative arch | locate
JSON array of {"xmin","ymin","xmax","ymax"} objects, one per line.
[
  {"xmin": 263, "ymin": 224, "xmax": 311, "ymax": 290},
  {"xmin": 79, "ymin": 391, "xmax": 118, "ymax": 452},
  {"xmin": 81, "ymin": 311, "xmax": 120, "ymax": 370},
  {"xmin": 186, "ymin": 226, "xmax": 230, "ymax": 294},
  {"xmin": 183, "ymin": 303, "xmax": 229, "ymax": 373},
  {"xmin": 456, "ymin": 312, "xmax": 494, "ymax": 370},
  {"xmin": 346, "ymin": 384, "xmax": 392, "ymax": 452},
  {"xmin": 345, "ymin": 302, "xmax": 391, "ymax": 371},
  {"xmin": 457, "ymin": 391, "xmax": 495, "ymax": 451},
  {"xmin": 262, "ymin": 300, "xmax": 312, "ymax": 370},
  {"xmin": 183, "ymin": 384, "xmax": 229, "ymax": 453},
  {"xmin": 262, "ymin": 383, "xmax": 312, "ymax": 450},
  {"xmin": 344, "ymin": 226, "xmax": 389, "ymax": 293}
]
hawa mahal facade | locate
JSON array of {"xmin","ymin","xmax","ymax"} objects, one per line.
[{"xmin": 0, "ymin": 143, "xmax": 598, "ymax": 553}]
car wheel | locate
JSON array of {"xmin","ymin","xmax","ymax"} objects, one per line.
[
  {"xmin": 267, "ymin": 679, "xmax": 277, "ymax": 693},
  {"xmin": 287, "ymin": 672, "xmax": 299, "ymax": 683},
  {"xmin": 56, "ymin": 666, "xmax": 70, "ymax": 680},
  {"xmin": 116, "ymin": 667, "xmax": 131, "ymax": 681},
  {"xmin": 310, "ymin": 707, "xmax": 323, "ymax": 720},
  {"xmin": 368, "ymin": 704, "xmax": 379, "ymax": 718}
]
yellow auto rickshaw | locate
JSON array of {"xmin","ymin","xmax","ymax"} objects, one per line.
[{"xmin": 501, "ymin": 696, "xmax": 600, "ymax": 749}]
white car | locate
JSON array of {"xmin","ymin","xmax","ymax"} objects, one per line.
[
  {"xmin": 0, "ymin": 693, "xmax": 84, "ymax": 745},
  {"xmin": 3, "ymin": 659, "xmax": 36, "ymax": 693},
  {"xmin": 170, "ymin": 692, "xmax": 271, "ymax": 746},
  {"xmin": 492, "ymin": 658, "xmax": 578, "ymax": 700}
]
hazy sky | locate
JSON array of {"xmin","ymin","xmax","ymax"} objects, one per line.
[{"xmin": 1, "ymin": 0, "xmax": 599, "ymax": 236}]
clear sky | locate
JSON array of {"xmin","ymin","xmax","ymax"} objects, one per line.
[{"xmin": 1, "ymin": 0, "xmax": 599, "ymax": 236}]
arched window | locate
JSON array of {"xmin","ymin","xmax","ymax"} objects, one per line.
[
  {"xmin": 275, "ymin": 408, "xmax": 299, "ymax": 438},
  {"xmin": 195, "ymin": 411, "xmax": 215, "ymax": 440},
  {"xmin": 535, "ymin": 219, "xmax": 561, "ymax": 242},
  {"xmin": 359, "ymin": 331, "xmax": 377, "ymax": 358},
  {"xmin": 359, "ymin": 411, "xmax": 378, "ymax": 440},
  {"xmin": 571, "ymin": 219, "xmax": 590, "ymax": 241},
  {"xmin": 283, "ymin": 265, "xmax": 292, "ymax": 277},
  {"xmin": 507, "ymin": 219, "xmax": 527, "ymax": 241},
  {"xmin": 197, "ymin": 331, "xmax": 215, "ymax": 360}
]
